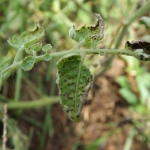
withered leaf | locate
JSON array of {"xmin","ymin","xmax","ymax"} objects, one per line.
[{"xmin": 125, "ymin": 40, "xmax": 150, "ymax": 54}]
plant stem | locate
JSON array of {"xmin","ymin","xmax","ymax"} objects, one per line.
[
  {"xmin": 14, "ymin": 68, "xmax": 22, "ymax": 102},
  {"xmin": 123, "ymin": 127, "xmax": 136, "ymax": 150},
  {"xmin": 13, "ymin": 47, "xmax": 24, "ymax": 63},
  {"xmin": 2, "ymin": 96, "xmax": 60, "ymax": 109},
  {"xmin": 22, "ymin": 75, "xmax": 43, "ymax": 96},
  {"xmin": 2, "ymin": 61, "xmax": 22, "ymax": 75},
  {"xmin": 46, "ymin": 48, "xmax": 140, "ymax": 58},
  {"xmin": 1, "ymin": 48, "xmax": 148, "ymax": 87}
]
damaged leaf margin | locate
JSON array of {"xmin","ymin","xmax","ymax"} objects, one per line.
[
  {"xmin": 8, "ymin": 24, "xmax": 45, "ymax": 49},
  {"xmin": 125, "ymin": 40, "xmax": 150, "ymax": 60},
  {"xmin": 69, "ymin": 13, "xmax": 105, "ymax": 48}
]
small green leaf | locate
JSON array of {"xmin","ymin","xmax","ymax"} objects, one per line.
[
  {"xmin": 44, "ymin": 53, "xmax": 52, "ymax": 61},
  {"xmin": 8, "ymin": 24, "xmax": 45, "ymax": 49},
  {"xmin": 69, "ymin": 13, "xmax": 104, "ymax": 48},
  {"xmin": 139, "ymin": 16, "xmax": 150, "ymax": 30},
  {"xmin": 56, "ymin": 53, "xmax": 93, "ymax": 121},
  {"xmin": 32, "ymin": 43, "xmax": 42, "ymax": 52},
  {"xmin": 21, "ymin": 56, "xmax": 35, "ymax": 71},
  {"xmin": 25, "ymin": 43, "xmax": 42, "ymax": 54},
  {"xmin": 42, "ymin": 44, "xmax": 52, "ymax": 53}
]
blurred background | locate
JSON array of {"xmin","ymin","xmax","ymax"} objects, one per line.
[{"xmin": 0, "ymin": 0, "xmax": 150, "ymax": 150}]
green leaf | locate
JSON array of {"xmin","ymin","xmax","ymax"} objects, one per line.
[
  {"xmin": 139, "ymin": 16, "xmax": 150, "ymax": 30},
  {"xmin": 136, "ymin": 75, "xmax": 150, "ymax": 104},
  {"xmin": 8, "ymin": 24, "xmax": 45, "ymax": 49},
  {"xmin": 69, "ymin": 13, "xmax": 104, "ymax": 48},
  {"xmin": 130, "ymin": 104, "xmax": 148, "ymax": 114},
  {"xmin": 42, "ymin": 44, "xmax": 52, "ymax": 53},
  {"xmin": 25, "ymin": 43, "xmax": 42, "ymax": 54},
  {"xmin": 21, "ymin": 56, "xmax": 35, "ymax": 71},
  {"xmin": 119, "ymin": 88, "xmax": 138, "ymax": 105},
  {"xmin": 86, "ymin": 131, "xmax": 115, "ymax": 150},
  {"xmin": 56, "ymin": 53, "xmax": 92, "ymax": 121},
  {"xmin": 116, "ymin": 76, "xmax": 131, "ymax": 89},
  {"xmin": 44, "ymin": 53, "xmax": 52, "ymax": 61}
]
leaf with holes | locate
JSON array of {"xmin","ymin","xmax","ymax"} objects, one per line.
[
  {"xmin": 69, "ymin": 13, "xmax": 104, "ymax": 48},
  {"xmin": 8, "ymin": 25, "xmax": 45, "ymax": 49},
  {"xmin": 56, "ymin": 53, "xmax": 92, "ymax": 121}
]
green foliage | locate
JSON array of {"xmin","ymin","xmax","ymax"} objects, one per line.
[
  {"xmin": 44, "ymin": 53, "xmax": 52, "ymax": 61},
  {"xmin": 0, "ymin": 0, "xmax": 150, "ymax": 149},
  {"xmin": 0, "ymin": 55, "xmax": 12, "ymax": 70},
  {"xmin": 56, "ymin": 53, "xmax": 92, "ymax": 121},
  {"xmin": 0, "ymin": 25, "xmax": 52, "ymax": 87},
  {"xmin": 7, "ymin": 25, "xmax": 45, "ymax": 49},
  {"xmin": 69, "ymin": 13, "xmax": 104, "ymax": 48},
  {"xmin": 116, "ymin": 56, "xmax": 149, "ymax": 114},
  {"xmin": 85, "ymin": 131, "xmax": 117, "ymax": 150},
  {"xmin": 25, "ymin": 43, "xmax": 42, "ymax": 54},
  {"xmin": 139, "ymin": 16, "xmax": 150, "ymax": 30},
  {"xmin": 116, "ymin": 76, "xmax": 138, "ymax": 104},
  {"xmin": 21, "ymin": 56, "xmax": 35, "ymax": 71},
  {"xmin": 116, "ymin": 55, "xmax": 150, "ymax": 148},
  {"xmin": 42, "ymin": 44, "xmax": 52, "ymax": 53},
  {"xmin": 118, "ymin": 86, "xmax": 138, "ymax": 104}
]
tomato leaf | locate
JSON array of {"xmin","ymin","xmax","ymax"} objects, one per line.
[
  {"xmin": 8, "ymin": 24, "xmax": 45, "ymax": 49},
  {"xmin": 69, "ymin": 13, "xmax": 104, "ymax": 48},
  {"xmin": 56, "ymin": 53, "xmax": 92, "ymax": 121},
  {"xmin": 21, "ymin": 56, "xmax": 35, "ymax": 71}
]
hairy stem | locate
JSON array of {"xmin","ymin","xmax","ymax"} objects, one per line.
[
  {"xmin": 1, "ymin": 47, "xmax": 148, "ymax": 87},
  {"xmin": 13, "ymin": 47, "xmax": 24, "ymax": 63}
]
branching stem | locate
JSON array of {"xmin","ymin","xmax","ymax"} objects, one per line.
[{"xmin": 1, "ymin": 48, "xmax": 147, "ymax": 87}]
